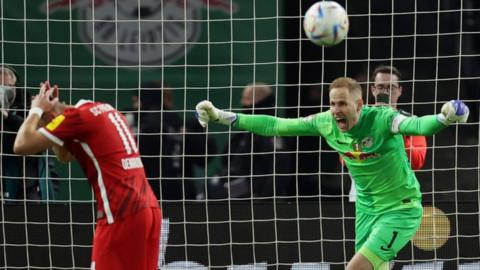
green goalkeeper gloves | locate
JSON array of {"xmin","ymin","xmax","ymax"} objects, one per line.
[
  {"xmin": 437, "ymin": 100, "xmax": 469, "ymax": 125},
  {"xmin": 195, "ymin": 100, "xmax": 237, "ymax": 127}
]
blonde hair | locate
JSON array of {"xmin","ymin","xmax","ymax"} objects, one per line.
[{"xmin": 329, "ymin": 77, "xmax": 362, "ymax": 100}]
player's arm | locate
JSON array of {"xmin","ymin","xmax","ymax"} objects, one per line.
[
  {"xmin": 195, "ymin": 100, "xmax": 321, "ymax": 136},
  {"xmin": 14, "ymin": 108, "xmax": 56, "ymax": 155},
  {"xmin": 392, "ymin": 100, "xmax": 469, "ymax": 136},
  {"xmin": 234, "ymin": 113, "xmax": 321, "ymax": 136},
  {"xmin": 14, "ymin": 82, "xmax": 58, "ymax": 155},
  {"xmin": 404, "ymin": 135, "xmax": 427, "ymax": 169},
  {"xmin": 51, "ymin": 144, "xmax": 75, "ymax": 163}
]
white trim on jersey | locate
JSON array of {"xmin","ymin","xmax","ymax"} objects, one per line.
[
  {"xmin": 391, "ymin": 114, "xmax": 408, "ymax": 134},
  {"xmin": 39, "ymin": 127, "xmax": 65, "ymax": 146},
  {"xmin": 80, "ymin": 142, "xmax": 115, "ymax": 224}
]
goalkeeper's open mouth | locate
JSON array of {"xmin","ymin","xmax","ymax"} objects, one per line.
[{"xmin": 335, "ymin": 117, "xmax": 348, "ymax": 131}]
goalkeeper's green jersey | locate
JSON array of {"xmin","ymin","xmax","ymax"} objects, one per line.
[{"xmin": 234, "ymin": 105, "xmax": 445, "ymax": 215}]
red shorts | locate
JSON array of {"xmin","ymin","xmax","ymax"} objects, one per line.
[{"xmin": 91, "ymin": 207, "xmax": 162, "ymax": 270}]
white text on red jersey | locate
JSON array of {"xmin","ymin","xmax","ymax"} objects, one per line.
[{"xmin": 89, "ymin": 103, "xmax": 115, "ymax": 116}]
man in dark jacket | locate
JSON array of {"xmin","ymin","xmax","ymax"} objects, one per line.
[
  {"xmin": 208, "ymin": 83, "xmax": 291, "ymax": 199},
  {"xmin": 135, "ymin": 81, "xmax": 215, "ymax": 200},
  {"xmin": 1, "ymin": 66, "xmax": 58, "ymax": 200}
]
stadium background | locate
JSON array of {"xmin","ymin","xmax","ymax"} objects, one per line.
[{"xmin": 0, "ymin": 0, "xmax": 479, "ymax": 269}]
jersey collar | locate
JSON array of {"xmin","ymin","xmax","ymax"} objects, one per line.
[{"xmin": 75, "ymin": 99, "xmax": 94, "ymax": 108}]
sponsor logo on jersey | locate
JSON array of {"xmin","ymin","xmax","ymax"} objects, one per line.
[
  {"xmin": 343, "ymin": 151, "xmax": 378, "ymax": 161},
  {"xmin": 343, "ymin": 141, "xmax": 378, "ymax": 161},
  {"xmin": 46, "ymin": 115, "xmax": 66, "ymax": 131}
]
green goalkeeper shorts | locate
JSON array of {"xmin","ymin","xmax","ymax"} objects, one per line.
[{"xmin": 356, "ymin": 205, "xmax": 423, "ymax": 266}]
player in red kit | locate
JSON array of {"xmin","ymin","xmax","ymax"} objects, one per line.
[{"xmin": 14, "ymin": 82, "xmax": 161, "ymax": 270}]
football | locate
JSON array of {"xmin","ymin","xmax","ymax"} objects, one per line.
[{"xmin": 303, "ymin": 1, "xmax": 349, "ymax": 46}]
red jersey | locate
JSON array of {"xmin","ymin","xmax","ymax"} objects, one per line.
[
  {"xmin": 403, "ymin": 135, "xmax": 427, "ymax": 170},
  {"xmin": 39, "ymin": 100, "xmax": 159, "ymax": 224}
]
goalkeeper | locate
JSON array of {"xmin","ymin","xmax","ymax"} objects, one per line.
[{"xmin": 195, "ymin": 77, "xmax": 469, "ymax": 270}]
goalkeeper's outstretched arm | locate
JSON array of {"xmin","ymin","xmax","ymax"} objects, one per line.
[
  {"xmin": 195, "ymin": 100, "xmax": 321, "ymax": 136},
  {"xmin": 395, "ymin": 100, "xmax": 469, "ymax": 136}
]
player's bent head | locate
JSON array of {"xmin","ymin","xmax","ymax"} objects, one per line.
[
  {"xmin": 330, "ymin": 77, "xmax": 362, "ymax": 101},
  {"xmin": 42, "ymin": 100, "xmax": 68, "ymax": 124}
]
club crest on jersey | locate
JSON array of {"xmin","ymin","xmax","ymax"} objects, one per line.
[
  {"xmin": 42, "ymin": 0, "xmax": 238, "ymax": 66},
  {"xmin": 46, "ymin": 115, "xmax": 66, "ymax": 131},
  {"xmin": 361, "ymin": 137, "xmax": 373, "ymax": 148}
]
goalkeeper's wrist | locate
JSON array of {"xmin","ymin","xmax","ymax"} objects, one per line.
[
  {"xmin": 29, "ymin": 107, "xmax": 44, "ymax": 118},
  {"xmin": 216, "ymin": 109, "xmax": 237, "ymax": 125},
  {"xmin": 436, "ymin": 113, "xmax": 450, "ymax": 126}
]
